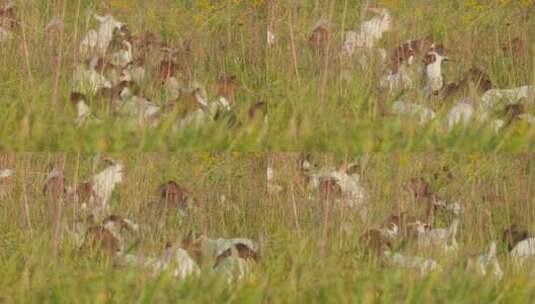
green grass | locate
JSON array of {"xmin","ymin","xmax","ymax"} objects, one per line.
[{"xmin": 1, "ymin": 153, "xmax": 535, "ymax": 302}]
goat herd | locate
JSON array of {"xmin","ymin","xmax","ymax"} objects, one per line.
[
  {"xmin": 2, "ymin": 3, "xmax": 534, "ymax": 134},
  {"xmin": 0, "ymin": 2, "xmax": 266, "ymax": 130},
  {"xmin": 268, "ymin": 155, "xmax": 535, "ymax": 279},
  {"xmin": 269, "ymin": 6, "xmax": 535, "ymax": 131},
  {"xmin": 0, "ymin": 155, "xmax": 534, "ymax": 284},
  {"xmin": 1, "ymin": 157, "xmax": 260, "ymax": 284}
]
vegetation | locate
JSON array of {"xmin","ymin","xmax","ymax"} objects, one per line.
[
  {"xmin": 2, "ymin": 0, "xmax": 535, "ymax": 303},
  {"xmin": 268, "ymin": 0, "xmax": 535, "ymax": 151},
  {"xmin": 0, "ymin": 1, "xmax": 266, "ymax": 151},
  {"xmin": 0, "ymin": 153, "xmax": 534, "ymax": 302}
]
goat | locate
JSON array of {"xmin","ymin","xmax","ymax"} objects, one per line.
[
  {"xmin": 216, "ymin": 74, "xmax": 239, "ymax": 104},
  {"xmin": 424, "ymin": 51, "xmax": 449, "ymax": 94},
  {"xmin": 360, "ymin": 228, "xmax": 393, "ymax": 257},
  {"xmin": 440, "ymin": 68, "xmax": 493, "ymax": 101},
  {"xmin": 383, "ymin": 251, "xmax": 439, "ymax": 276},
  {"xmin": 79, "ymin": 214, "xmax": 138, "ymax": 257},
  {"xmin": 354, "ymin": 7, "xmax": 391, "ymax": 49},
  {"xmin": 80, "ymin": 157, "xmax": 123, "ymax": 221},
  {"xmin": 213, "ymin": 243, "xmax": 259, "ymax": 283},
  {"xmin": 413, "ymin": 218, "xmax": 460, "ymax": 253},
  {"xmin": 392, "ymin": 101, "xmax": 436, "ymax": 124},
  {"xmin": 466, "ymin": 241, "xmax": 503, "ymax": 280},
  {"xmin": 70, "ymin": 92, "xmax": 91, "ymax": 124},
  {"xmin": 121, "ymin": 242, "xmax": 200, "ymax": 279},
  {"xmin": 43, "ymin": 166, "xmax": 68, "ymax": 201},
  {"xmin": 503, "ymin": 224, "xmax": 530, "ymax": 251},
  {"xmin": 157, "ymin": 181, "xmax": 195, "ymax": 210},
  {"xmin": 480, "ymin": 85, "xmax": 535, "ymax": 113},
  {"xmin": 180, "ymin": 232, "xmax": 257, "ymax": 269},
  {"xmin": 308, "ymin": 20, "xmax": 331, "ymax": 52},
  {"xmin": 80, "ymin": 14, "xmax": 125, "ymax": 57},
  {"xmin": 445, "ymin": 100, "xmax": 474, "ymax": 130},
  {"xmin": 510, "ymin": 238, "xmax": 535, "ymax": 266}
]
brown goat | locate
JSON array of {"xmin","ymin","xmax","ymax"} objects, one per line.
[
  {"xmin": 81, "ymin": 226, "xmax": 121, "ymax": 257},
  {"xmin": 308, "ymin": 22, "xmax": 331, "ymax": 52},
  {"xmin": 247, "ymin": 101, "xmax": 267, "ymax": 120},
  {"xmin": 319, "ymin": 178, "xmax": 342, "ymax": 201},
  {"xmin": 216, "ymin": 74, "xmax": 239, "ymax": 103},
  {"xmin": 157, "ymin": 181, "xmax": 195, "ymax": 209},
  {"xmin": 502, "ymin": 37, "xmax": 525, "ymax": 61},
  {"xmin": 440, "ymin": 68, "xmax": 493, "ymax": 100},
  {"xmin": 43, "ymin": 172, "xmax": 68, "ymax": 201},
  {"xmin": 360, "ymin": 229, "xmax": 392, "ymax": 257}
]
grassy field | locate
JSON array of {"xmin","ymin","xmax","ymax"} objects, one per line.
[
  {"xmin": 2, "ymin": 0, "xmax": 535, "ymax": 303},
  {"xmin": 0, "ymin": 1, "xmax": 266, "ymax": 151},
  {"xmin": 268, "ymin": 0, "xmax": 535, "ymax": 151},
  {"xmin": 0, "ymin": 153, "xmax": 534, "ymax": 303},
  {"xmin": 0, "ymin": 153, "xmax": 268, "ymax": 302},
  {"xmin": 2, "ymin": 1, "xmax": 535, "ymax": 151}
]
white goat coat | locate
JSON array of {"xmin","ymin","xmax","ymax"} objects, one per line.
[
  {"xmin": 91, "ymin": 163, "xmax": 123, "ymax": 208},
  {"xmin": 355, "ymin": 11, "xmax": 391, "ymax": 49},
  {"xmin": 80, "ymin": 14, "xmax": 124, "ymax": 56},
  {"xmin": 392, "ymin": 101, "xmax": 436, "ymax": 124},
  {"xmin": 480, "ymin": 86, "xmax": 535, "ymax": 112},
  {"xmin": 511, "ymin": 237, "xmax": 535, "ymax": 265},
  {"xmin": 446, "ymin": 102, "xmax": 474, "ymax": 130},
  {"xmin": 467, "ymin": 242, "xmax": 503, "ymax": 280}
]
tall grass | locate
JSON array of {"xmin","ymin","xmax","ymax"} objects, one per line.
[
  {"xmin": 0, "ymin": 1, "xmax": 267, "ymax": 151},
  {"xmin": 268, "ymin": 0, "xmax": 535, "ymax": 151},
  {"xmin": 1, "ymin": 153, "xmax": 535, "ymax": 302}
]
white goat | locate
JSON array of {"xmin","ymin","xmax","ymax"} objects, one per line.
[
  {"xmin": 122, "ymin": 245, "xmax": 200, "ymax": 280},
  {"xmin": 510, "ymin": 237, "xmax": 535, "ymax": 266},
  {"xmin": 73, "ymin": 65, "xmax": 112, "ymax": 95},
  {"xmin": 317, "ymin": 167, "xmax": 369, "ymax": 221},
  {"xmin": 355, "ymin": 8, "xmax": 391, "ymax": 49},
  {"xmin": 446, "ymin": 101, "xmax": 474, "ymax": 130},
  {"xmin": 86, "ymin": 159, "xmax": 123, "ymax": 216},
  {"xmin": 415, "ymin": 218, "xmax": 460, "ymax": 252},
  {"xmin": 119, "ymin": 88, "xmax": 161, "ymax": 125},
  {"xmin": 425, "ymin": 51, "xmax": 448, "ymax": 94},
  {"xmin": 110, "ymin": 41, "xmax": 133, "ymax": 68},
  {"xmin": 480, "ymin": 86, "xmax": 535, "ymax": 112},
  {"xmin": 467, "ymin": 241, "xmax": 503, "ymax": 280},
  {"xmin": 392, "ymin": 101, "xmax": 436, "ymax": 125},
  {"xmin": 382, "ymin": 65, "xmax": 416, "ymax": 91},
  {"xmin": 80, "ymin": 14, "xmax": 124, "ymax": 57},
  {"xmin": 384, "ymin": 251, "xmax": 439, "ymax": 276}
]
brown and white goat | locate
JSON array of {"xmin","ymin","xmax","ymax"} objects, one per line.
[{"xmin": 79, "ymin": 214, "xmax": 138, "ymax": 257}]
